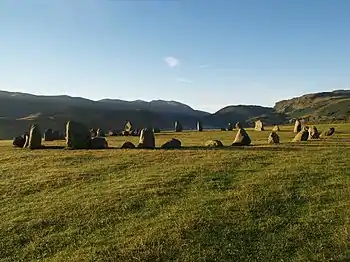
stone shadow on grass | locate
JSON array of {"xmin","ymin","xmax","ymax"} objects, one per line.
[
  {"xmin": 131, "ymin": 145, "xmax": 302, "ymax": 152},
  {"xmin": 21, "ymin": 145, "xmax": 302, "ymax": 152},
  {"xmin": 179, "ymin": 146, "xmax": 301, "ymax": 152},
  {"xmin": 38, "ymin": 146, "xmax": 116, "ymax": 150},
  {"xmin": 42, "ymin": 145, "xmax": 66, "ymax": 150},
  {"xmin": 13, "ymin": 145, "xmax": 66, "ymax": 150}
]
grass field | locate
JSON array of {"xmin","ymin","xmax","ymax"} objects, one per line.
[{"xmin": 1, "ymin": 124, "xmax": 349, "ymax": 261}]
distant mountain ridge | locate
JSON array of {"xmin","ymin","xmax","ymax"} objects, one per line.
[
  {"xmin": 0, "ymin": 90, "xmax": 208, "ymax": 118},
  {"xmin": 98, "ymin": 98, "xmax": 209, "ymax": 116},
  {"xmin": 0, "ymin": 89, "xmax": 349, "ymax": 139}
]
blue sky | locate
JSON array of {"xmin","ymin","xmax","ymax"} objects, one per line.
[{"xmin": 1, "ymin": 0, "xmax": 350, "ymax": 112}]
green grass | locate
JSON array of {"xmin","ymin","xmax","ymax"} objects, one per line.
[{"xmin": 1, "ymin": 124, "xmax": 350, "ymax": 261}]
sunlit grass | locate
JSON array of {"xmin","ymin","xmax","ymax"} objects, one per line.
[{"xmin": 0, "ymin": 124, "xmax": 349, "ymax": 261}]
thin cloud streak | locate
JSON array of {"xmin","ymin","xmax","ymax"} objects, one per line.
[{"xmin": 176, "ymin": 78, "xmax": 193, "ymax": 84}]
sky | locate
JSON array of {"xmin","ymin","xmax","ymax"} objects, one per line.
[{"xmin": 1, "ymin": 0, "xmax": 350, "ymax": 113}]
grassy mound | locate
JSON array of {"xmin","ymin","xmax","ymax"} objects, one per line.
[{"xmin": 1, "ymin": 124, "xmax": 349, "ymax": 261}]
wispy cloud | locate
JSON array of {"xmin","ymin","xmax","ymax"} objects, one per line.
[
  {"xmin": 176, "ymin": 78, "xmax": 193, "ymax": 84},
  {"xmin": 199, "ymin": 64, "xmax": 210, "ymax": 68},
  {"xmin": 164, "ymin": 56, "xmax": 180, "ymax": 68}
]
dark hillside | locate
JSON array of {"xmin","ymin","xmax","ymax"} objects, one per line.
[
  {"xmin": 274, "ymin": 90, "xmax": 350, "ymax": 121},
  {"xmin": 1, "ymin": 89, "xmax": 349, "ymax": 139}
]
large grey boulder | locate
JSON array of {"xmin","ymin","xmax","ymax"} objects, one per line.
[
  {"xmin": 28, "ymin": 124, "xmax": 42, "ymax": 149},
  {"xmin": 254, "ymin": 120, "xmax": 264, "ymax": 131},
  {"xmin": 161, "ymin": 138, "xmax": 181, "ymax": 149},
  {"xmin": 205, "ymin": 140, "xmax": 223, "ymax": 147},
  {"xmin": 268, "ymin": 132, "xmax": 279, "ymax": 144},
  {"xmin": 232, "ymin": 128, "xmax": 251, "ymax": 146},
  {"xmin": 138, "ymin": 128, "xmax": 155, "ymax": 149},
  {"xmin": 174, "ymin": 121, "xmax": 182, "ymax": 132},
  {"xmin": 90, "ymin": 137, "xmax": 108, "ymax": 149},
  {"xmin": 293, "ymin": 120, "xmax": 302, "ymax": 133},
  {"xmin": 66, "ymin": 120, "xmax": 91, "ymax": 149}
]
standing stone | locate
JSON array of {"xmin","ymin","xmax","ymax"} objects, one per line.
[
  {"xmin": 272, "ymin": 125, "xmax": 280, "ymax": 132},
  {"xmin": 90, "ymin": 128, "xmax": 97, "ymax": 137},
  {"xmin": 66, "ymin": 120, "xmax": 91, "ymax": 149},
  {"xmin": 196, "ymin": 121, "xmax": 203, "ymax": 131},
  {"xmin": 153, "ymin": 128, "xmax": 161, "ymax": 133},
  {"xmin": 121, "ymin": 141, "xmax": 136, "ymax": 149},
  {"xmin": 44, "ymin": 129, "xmax": 54, "ymax": 141},
  {"xmin": 268, "ymin": 132, "xmax": 280, "ymax": 144},
  {"xmin": 90, "ymin": 137, "xmax": 108, "ymax": 149},
  {"xmin": 138, "ymin": 128, "xmax": 155, "ymax": 149},
  {"xmin": 108, "ymin": 130, "xmax": 117, "ymax": 136},
  {"xmin": 328, "ymin": 127, "xmax": 335, "ymax": 136},
  {"xmin": 12, "ymin": 135, "xmax": 26, "ymax": 148},
  {"xmin": 136, "ymin": 129, "xmax": 141, "ymax": 136},
  {"xmin": 232, "ymin": 128, "xmax": 251, "ymax": 146},
  {"xmin": 174, "ymin": 121, "xmax": 182, "ymax": 132},
  {"xmin": 28, "ymin": 124, "xmax": 42, "ymax": 149},
  {"xmin": 96, "ymin": 128, "xmax": 105, "ymax": 137},
  {"xmin": 227, "ymin": 122, "xmax": 233, "ymax": 131},
  {"xmin": 205, "ymin": 140, "xmax": 223, "ymax": 147},
  {"xmin": 161, "ymin": 138, "xmax": 181, "ymax": 149},
  {"xmin": 254, "ymin": 120, "xmax": 264, "ymax": 131},
  {"xmin": 125, "ymin": 121, "xmax": 132, "ymax": 132},
  {"xmin": 320, "ymin": 127, "xmax": 335, "ymax": 138},
  {"xmin": 293, "ymin": 119, "xmax": 302, "ymax": 133},
  {"xmin": 292, "ymin": 129, "xmax": 309, "ymax": 142},
  {"xmin": 308, "ymin": 126, "xmax": 320, "ymax": 139},
  {"xmin": 235, "ymin": 122, "xmax": 242, "ymax": 129},
  {"xmin": 23, "ymin": 133, "xmax": 29, "ymax": 148},
  {"xmin": 122, "ymin": 130, "xmax": 129, "ymax": 136},
  {"xmin": 131, "ymin": 130, "xmax": 139, "ymax": 136}
]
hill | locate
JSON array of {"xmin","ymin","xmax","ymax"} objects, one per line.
[
  {"xmin": 274, "ymin": 89, "xmax": 350, "ymax": 121},
  {"xmin": 0, "ymin": 90, "xmax": 208, "ymax": 120},
  {"xmin": 98, "ymin": 98, "xmax": 209, "ymax": 116},
  {"xmin": 209, "ymin": 105, "xmax": 288, "ymax": 127},
  {"xmin": 0, "ymin": 89, "xmax": 350, "ymax": 139},
  {"xmin": 0, "ymin": 90, "xmax": 286, "ymax": 139},
  {"xmin": 0, "ymin": 90, "xmax": 210, "ymax": 139},
  {"xmin": 1, "ymin": 124, "xmax": 349, "ymax": 261}
]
